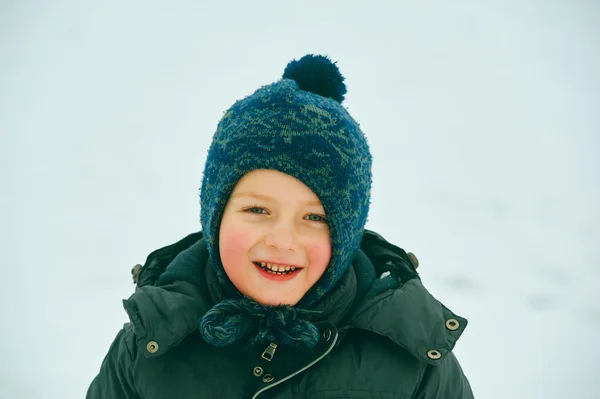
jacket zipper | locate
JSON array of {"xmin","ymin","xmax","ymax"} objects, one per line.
[{"xmin": 251, "ymin": 332, "xmax": 339, "ymax": 399}]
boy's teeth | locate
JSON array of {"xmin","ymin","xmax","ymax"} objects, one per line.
[
  {"xmin": 256, "ymin": 262, "xmax": 298, "ymax": 273},
  {"xmin": 269, "ymin": 263, "xmax": 281, "ymax": 271}
]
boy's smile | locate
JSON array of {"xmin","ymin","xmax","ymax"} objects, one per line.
[
  {"xmin": 253, "ymin": 261, "xmax": 302, "ymax": 281},
  {"xmin": 218, "ymin": 169, "xmax": 332, "ymax": 306},
  {"xmin": 252, "ymin": 260, "xmax": 303, "ymax": 275}
]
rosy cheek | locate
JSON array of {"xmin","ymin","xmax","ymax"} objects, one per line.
[
  {"xmin": 219, "ymin": 226, "xmax": 255, "ymax": 268},
  {"xmin": 306, "ymin": 238, "xmax": 332, "ymax": 279}
]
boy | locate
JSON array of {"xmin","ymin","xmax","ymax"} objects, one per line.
[{"xmin": 87, "ymin": 54, "xmax": 473, "ymax": 398}]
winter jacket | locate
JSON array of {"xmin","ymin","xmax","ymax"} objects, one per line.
[{"xmin": 87, "ymin": 230, "xmax": 473, "ymax": 398}]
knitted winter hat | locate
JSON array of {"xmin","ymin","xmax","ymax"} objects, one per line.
[{"xmin": 200, "ymin": 54, "xmax": 372, "ymax": 307}]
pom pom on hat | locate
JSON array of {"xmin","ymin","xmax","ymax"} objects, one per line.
[{"xmin": 282, "ymin": 54, "xmax": 347, "ymax": 103}]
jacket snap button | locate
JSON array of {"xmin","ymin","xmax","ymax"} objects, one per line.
[
  {"xmin": 427, "ymin": 350, "xmax": 441, "ymax": 360},
  {"xmin": 446, "ymin": 319, "xmax": 460, "ymax": 331},
  {"xmin": 253, "ymin": 366, "xmax": 263, "ymax": 377},
  {"xmin": 407, "ymin": 252, "xmax": 419, "ymax": 269},
  {"xmin": 146, "ymin": 341, "xmax": 159, "ymax": 353},
  {"xmin": 323, "ymin": 329, "xmax": 332, "ymax": 341},
  {"xmin": 131, "ymin": 264, "xmax": 142, "ymax": 283},
  {"xmin": 262, "ymin": 374, "xmax": 275, "ymax": 383}
]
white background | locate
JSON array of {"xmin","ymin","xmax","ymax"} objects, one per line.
[{"xmin": 1, "ymin": 1, "xmax": 599, "ymax": 398}]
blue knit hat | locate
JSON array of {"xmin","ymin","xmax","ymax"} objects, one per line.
[{"xmin": 200, "ymin": 54, "xmax": 372, "ymax": 307}]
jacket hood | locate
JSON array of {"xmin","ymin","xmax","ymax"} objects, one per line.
[{"xmin": 123, "ymin": 230, "xmax": 467, "ymax": 366}]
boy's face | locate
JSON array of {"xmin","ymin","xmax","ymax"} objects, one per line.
[{"xmin": 219, "ymin": 169, "xmax": 332, "ymax": 306}]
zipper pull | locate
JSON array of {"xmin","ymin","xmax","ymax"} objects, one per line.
[{"xmin": 261, "ymin": 342, "xmax": 278, "ymax": 361}]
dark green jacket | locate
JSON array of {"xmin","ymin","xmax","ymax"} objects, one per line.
[{"xmin": 87, "ymin": 230, "xmax": 473, "ymax": 398}]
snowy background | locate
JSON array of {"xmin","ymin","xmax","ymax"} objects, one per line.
[{"xmin": 1, "ymin": 0, "xmax": 599, "ymax": 398}]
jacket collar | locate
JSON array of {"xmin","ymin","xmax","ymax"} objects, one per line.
[
  {"xmin": 347, "ymin": 230, "xmax": 468, "ymax": 365},
  {"xmin": 123, "ymin": 230, "xmax": 467, "ymax": 365}
]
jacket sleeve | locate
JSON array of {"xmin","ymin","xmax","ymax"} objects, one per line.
[
  {"xmin": 413, "ymin": 352, "xmax": 474, "ymax": 399},
  {"xmin": 86, "ymin": 327, "xmax": 140, "ymax": 399}
]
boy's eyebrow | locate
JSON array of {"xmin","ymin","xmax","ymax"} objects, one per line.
[{"xmin": 231, "ymin": 192, "xmax": 322, "ymax": 207}]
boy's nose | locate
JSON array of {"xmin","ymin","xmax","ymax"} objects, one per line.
[{"xmin": 264, "ymin": 225, "xmax": 300, "ymax": 251}]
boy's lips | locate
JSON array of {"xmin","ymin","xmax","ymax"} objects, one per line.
[{"xmin": 253, "ymin": 261, "xmax": 303, "ymax": 281}]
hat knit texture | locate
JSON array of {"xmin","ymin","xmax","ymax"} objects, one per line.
[{"xmin": 198, "ymin": 54, "xmax": 372, "ymax": 347}]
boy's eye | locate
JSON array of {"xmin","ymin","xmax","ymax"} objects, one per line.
[
  {"xmin": 306, "ymin": 214, "xmax": 328, "ymax": 223},
  {"xmin": 246, "ymin": 207, "xmax": 267, "ymax": 214},
  {"xmin": 243, "ymin": 207, "xmax": 327, "ymax": 224}
]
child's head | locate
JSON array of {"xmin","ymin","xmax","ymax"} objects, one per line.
[
  {"xmin": 200, "ymin": 55, "xmax": 372, "ymax": 307},
  {"xmin": 219, "ymin": 169, "xmax": 332, "ymax": 306}
]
